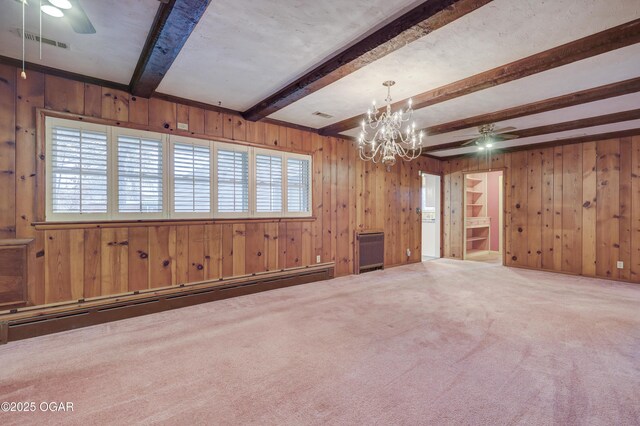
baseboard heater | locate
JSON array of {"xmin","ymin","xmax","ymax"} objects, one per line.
[
  {"xmin": 0, "ymin": 263, "xmax": 335, "ymax": 344},
  {"xmin": 355, "ymin": 231, "xmax": 384, "ymax": 274}
]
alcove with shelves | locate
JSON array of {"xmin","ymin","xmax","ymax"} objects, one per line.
[{"xmin": 464, "ymin": 173, "xmax": 490, "ymax": 257}]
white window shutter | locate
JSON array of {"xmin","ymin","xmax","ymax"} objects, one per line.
[
  {"xmin": 50, "ymin": 125, "xmax": 108, "ymax": 214},
  {"xmin": 117, "ymin": 135, "xmax": 164, "ymax": 214},
  {"xmin": 287, "ymin": 157, "xmax": 310, "ymax": 213},
  {"xmin": 255, "ymin": 153, "xmax": 282, "ymax": 213},
  {"xmin": 217, "ymin": 148, "xmax": 249, "ymax": 213},
  {"xmin": 173, "ymin": 142, "xmax": 211, "ymax": 213}
]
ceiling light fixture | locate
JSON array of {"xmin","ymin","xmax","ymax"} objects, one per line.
[
  {"xmin": 41, "ymin": 4, "xmax": 64, "ymax": 17},
  {"xmin": 48, "ymin": 0, "xmax": 72, "ymax": 9},
  {"xmin": 358, "ymin": 81, "xmax": 424, "ymax": 170}
]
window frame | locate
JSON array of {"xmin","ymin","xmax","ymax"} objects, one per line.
[
  {"xmin": 213, "ymin": 141, "xmax": 252, "ymax": 219},
  {"xmin": 283, "ymin": 152, "xmax": 313, "ymax": 218},
  {"xmin": 169, "ymin": 136, "xmax": 214, "ymax": 219},
  {"xmin": 112, "ymin": 127, "xmax": 168, "ymax": 220},
  {"xmin": 45, "ymin": 117, "xmax": 111, "ymax": 222},
  {"xmin": 253, "ymin": 147, "xmax": 285, "ymax": 218}
]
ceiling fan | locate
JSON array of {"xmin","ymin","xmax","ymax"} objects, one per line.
[
  {"xmin": 460, "ymin": 124, "xmax": 519, "ymax": 150},
  {"xmin": 18, "ymin": 0, "xmax": 95, "ymax": 34}
]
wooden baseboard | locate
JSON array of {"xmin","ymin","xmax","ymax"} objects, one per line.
[
  {"xmin": 442, "ymin": 255, "xmax": 640, "ymax": 286},
  {"xmin": 505, "ymin": 263, "xmax": 640, "ymax": 286},
  {"xmin": 0, "ymin": 263, "xmax": 334, "ymax": 344}
]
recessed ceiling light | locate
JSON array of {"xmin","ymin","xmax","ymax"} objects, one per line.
[
  {"xmin": 48, "ymin": 0, "xmax": 72, "ymax": 9},
  {"xmin": 41, "ymin": 5, "xmax": 64, "ymax": 17}
]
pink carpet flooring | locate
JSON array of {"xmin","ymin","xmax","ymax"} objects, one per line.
[{"xmin": 1, "ymin": 259, "xmax": 639, "ymax": 425}]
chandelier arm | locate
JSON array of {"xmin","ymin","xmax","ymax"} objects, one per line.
[{"xmin": 358, "ymin": 81, "xmax": 426, "ymax": 169}]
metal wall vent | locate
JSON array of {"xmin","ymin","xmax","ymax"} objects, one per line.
[
  {"xmin": 312, "ymin": 111, "xmax": 333, "ymax": 119},
  {"xmin": 17, "ymin": 29, "xmax": 70, "ymax": 50}
]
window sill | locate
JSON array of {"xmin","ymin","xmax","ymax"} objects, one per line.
[{"xmin": 32, "ymin": 216, "xmax": 316, "ymax": 230}]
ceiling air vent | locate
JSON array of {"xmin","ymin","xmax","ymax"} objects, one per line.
[
  {"xmin": 17, "ymin": 29, "xmax": 70, "ymax": 50},
  {"xmin": 312, "ymin": 111, "xmax": 333, "ymax": 119}
]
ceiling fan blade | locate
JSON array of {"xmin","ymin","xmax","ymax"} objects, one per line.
[
  {"xmin": 493, "ymin": 133, "xmax": 519, "ymax": 140},
  {"xmin": 493, "ymin": 126, "xmax": 517, "ymax": 133},
  {"xmin": 67, "ymin": 0, "xmax": 96, "ymax": 34},
  {"xmin": 461, "ymin": 137, "xmax": 480, "ymax": 146}
]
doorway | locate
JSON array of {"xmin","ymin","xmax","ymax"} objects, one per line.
[
  {"xmin": 421, "ymin": 173, "xmax": 441, "ymax": 261},
  {"xmin": 463, "ymin": 170, "xmax": 503, "ymax": 264}
]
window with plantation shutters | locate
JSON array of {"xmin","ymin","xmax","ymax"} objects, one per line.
[
  {"xmin": 173, "ymin": 142, "xmax": 211, "ymax": 214},
  {"xmin": 117, "ymin": 134, "xmax": 164, "ymax": 214},
  {"xmin": 46, "ymin": 117, "xmax": 312, "ymax": 222},
  {"xmin": 49, "ymin": 124, "xmax": 108, "ymax": 216},
  {"xmin": 287, "ymin": 157, "xmax": 311, "ymax": 213},
  {"xmin": 216, "ymin": 148, "xmax": 249, "ymax": 214},
  {"xmin": 255, "ymin": 153, "xmax": 282, "ymax": 213}
]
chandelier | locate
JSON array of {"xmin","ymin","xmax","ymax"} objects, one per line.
[{"xmin": 357, "ymin": 81, "xmax": 424, "ymax": 169}]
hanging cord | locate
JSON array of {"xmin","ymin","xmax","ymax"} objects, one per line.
[
  {"xmin": 39, "ymin": 0, "xmax": 42, "ymax": 59},
  {"xmin": 21, "ymin": 0, "xmax": 26, "ymax": 79}
]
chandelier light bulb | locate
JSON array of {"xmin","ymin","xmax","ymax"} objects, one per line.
[
  {"xmin": 41, "ymin": 5, "xmax": 64, "ymax": 17},
  {"xmin": 48, "ymin": 0, "xmax": 72, "ymax": 9}
]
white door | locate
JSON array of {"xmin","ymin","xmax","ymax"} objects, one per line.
[
  {"xmin": 499, "ymin": 174, "xmax": 504, "ymax": 256},
  {"xmin": 421, "ymin": 173, "xmax": 441, "ymax": 259}
]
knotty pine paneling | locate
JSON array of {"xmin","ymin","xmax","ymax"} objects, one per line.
[
  {"xmin": 0, "ymin": 65, "xmax": 16, "ymax": 239},
  {"xmin": 442, "ymin": 137, "xmax": 640, "ymax": 284},
  {"xmin": 0, "ymin": 64, "xmax": 437, "ymax": 307}
]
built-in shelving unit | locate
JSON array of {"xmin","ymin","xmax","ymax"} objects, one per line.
[{"xmin": 464, "ymin": 173, "xmax": 490, "ymax": 257}]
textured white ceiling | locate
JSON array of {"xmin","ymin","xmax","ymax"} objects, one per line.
[
  {"xmin": 270, "ymin": 0, "xmax": 640, "ymax": 129},
  {"xmin": 417, "ymin": 92, "xmax": 640, "ymax": 148},
  {"xmin": 401, "ymin": 44, "xmax": 640, "ymax": 138},
  {"xmin": 341, "ymin": 44, "xmax": 640, "ymax": 142},
  {"xmin": 1, "ymin": 0, "xmax": 638, "ymax": 156},
  {"xmin": 157, "ymin": 0, "xmax": 424, "ymax": 110},
  {"xmin": 0, "ymin": 0, "xmax": 158, "ymax": 84}
]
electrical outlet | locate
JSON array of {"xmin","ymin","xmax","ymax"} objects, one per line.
[
  {"xmin": 617, "ymin": 261, "xmax": 624, "ymax": 269},
  {"xmin": 406, "ymin": 248, "xmax": 411, "ymax": 257},
  {"xmin": 316, "ymin": 255, "xmax": 321, "ymax": 263},
  {"xmin": 177, "ymin": 122, "xmax": 189, "ymax": 131}
]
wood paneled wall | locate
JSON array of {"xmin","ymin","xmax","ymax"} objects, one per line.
[
  {"xmin": 442, "ymin": 139, "xmax": 640, "ymax": 284},
  {"xmin": 0, "ymin": 64, "xmax": 440, "ymax": 307}
]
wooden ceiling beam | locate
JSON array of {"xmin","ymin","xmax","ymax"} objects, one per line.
[
  {"xmin": 241, "ymin": 0, "xmax": 493, "ymax": 122},
  {"xmin": 320, "ymin": 18, "xmax": 640, "ymax": 136},
  {"xmin": 438, "ymin": 127, "xmax": 640, "ymax": 160},
  {"xmin": 424, "ymin": 76, "xmax": 640, "ymax": 136},
  {"xmin": 129, "ymin": 0, "xmax": 212, "ymax": 98},
  {"xmin": 423, "ymin": 108, "xmax": 640, "ymax": 153}
]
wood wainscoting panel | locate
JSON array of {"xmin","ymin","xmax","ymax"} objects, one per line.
[{"xmin": 0, "ymin": 240, "xmax": 30, "ymax": 307}]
